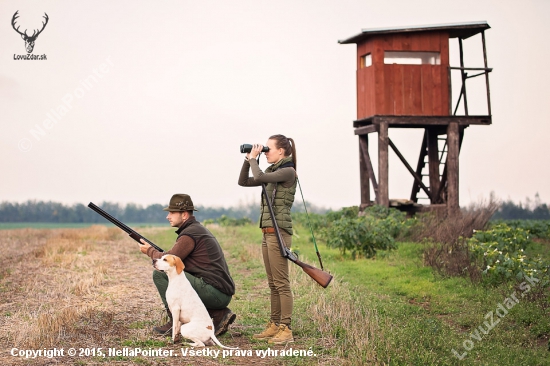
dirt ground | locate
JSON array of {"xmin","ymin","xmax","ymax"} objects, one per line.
[{"xmin": 0, "ymin": 227, "xmax": 299, "ymax": 366}]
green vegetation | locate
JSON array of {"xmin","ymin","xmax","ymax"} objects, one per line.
[
  {"xmin": 468, "ymin": 224, "xmax": 550, "ymax": 286},
  {"xmin": 2, "ymin": 208, "xmax": 548, "ymax": 365},
  {"xmin": 143, "ymin": 205, "xmax": 548, "ymax": 365},
  {"xmin": 293, "ymin": 206, "xmax": 411, "ymax": 259},
  {"xmin": 491, "ymin": 219, "xmax": 550, "ymax": 240},
  {"xmin": 204, "ymin": 215, "xmax": 253, "ymax": 227}
]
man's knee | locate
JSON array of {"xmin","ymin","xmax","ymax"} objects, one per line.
[{"xmin": 153, "ymin": 269, "xmax": 168, "ymax": 282}]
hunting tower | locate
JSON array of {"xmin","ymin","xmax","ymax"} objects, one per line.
[{"xmin": 339, "ymin": 22, "xmax": 492, "ymax": 215}]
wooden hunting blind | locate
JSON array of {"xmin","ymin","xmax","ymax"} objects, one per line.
[{"xmin": 339, "ymin": 21, "xmax": 493, "ymax": 215}]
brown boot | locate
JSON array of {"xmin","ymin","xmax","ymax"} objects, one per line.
[
  {"xmin": 207, "ymin": 308, "xmax": 237, "ymax": 336},
  {"xmin": 253, "ymin": 321, "xmax": 279, "ymax": 340},
  {"xmin": 268, "ymin": 324, "xmax": 294, "ymax": 344},
  {"xmin": 153, "ymin": 310, "xmax": 172, "ymax": 335}
]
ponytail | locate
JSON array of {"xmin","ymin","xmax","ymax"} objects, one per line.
[{"xmin": 288, "ymin": 137, "xmax": 297, "ymax": 172}]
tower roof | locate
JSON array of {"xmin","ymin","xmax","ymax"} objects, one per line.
[{"xmin": 338, "ymin": 21, "xmax": 490, "ymax": 44}]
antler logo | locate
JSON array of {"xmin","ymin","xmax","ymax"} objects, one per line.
[{"xmin": 12, "ymin": 10, "xmax": 49, "ymax": 54}]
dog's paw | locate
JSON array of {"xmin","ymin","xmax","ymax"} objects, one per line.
[{"xmin": 172, "ymin": 334, "xmax": 182, "ymax": 344}]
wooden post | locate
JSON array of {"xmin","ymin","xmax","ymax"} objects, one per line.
[
  {"xmin": 359, "ymin": 135, "xmax": 370, "ymax": 210},
  {"xmin": 378, "ymin": 122, "xmax": 389, "ymax": 207},
  {"xmin": 427, "ymin": 128, "xmax": 440, "ymax": 204},
  {"xmin": 458, "ymin": 38, "xmax": 469, "ymax": 116},
  {"xmin": 447, "ymin": 122, "xmax": 459, "ymax": 215},
  {"xmin": 481, "ymin": 30, "xmax": 492, "ymax": 116}
]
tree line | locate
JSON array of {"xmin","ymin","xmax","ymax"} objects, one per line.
[
  {"xmin": 492, "ymin": 193, "xmax": 550, "ymax": 220},
  {"xmin": 0, "ymin": 200, "xmax": 328, "ymax": 223},
  {"xmin": 1, "ymin": 194, "xmax": 547, "ymax": 223}
]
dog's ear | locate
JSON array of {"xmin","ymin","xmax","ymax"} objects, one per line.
[{"xmin": 174, "ymin": 256, "xmax": 185, "ymax": 275}]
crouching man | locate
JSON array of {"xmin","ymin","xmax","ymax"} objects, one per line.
[{"xmin": 139, "ymin": 194, "xmax": 236, "ymax": 336}]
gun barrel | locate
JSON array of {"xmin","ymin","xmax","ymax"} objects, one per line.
[
  {"xmin": 87, "ymin": 202, "xmax": 164, "ymax": 252},
  {"xmin": 88, "ymin": 202, "xmax": 133, "ymax": 234},
  {"xmin": 261, "ymin": 184, "xmax": 288, "ymax": 258}
]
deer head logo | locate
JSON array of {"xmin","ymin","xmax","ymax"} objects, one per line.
[{"xmin": 12, "ymin": 11, "xmax": 49, "ymax": 54}]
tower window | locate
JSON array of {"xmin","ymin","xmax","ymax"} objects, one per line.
[
  {"xmin": 361, "ymin": 53, "xmax": 372, "ymax": 68},
  {"xmin": 384, "ymin": 51, "xmax": 440, "ymax": 65}
]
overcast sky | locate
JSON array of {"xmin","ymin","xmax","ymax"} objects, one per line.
[{"xmin": 1, "ymin": 0, "xmax": 548, "ymax": 210}]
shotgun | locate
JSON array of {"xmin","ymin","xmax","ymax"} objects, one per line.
[
  {"xmin": 261, "ymin": 184, "xmax": 333, "ymax": 288},
  {"xmin": 87, "ymin": 202, "xmax": 164, "ymax": 252}
]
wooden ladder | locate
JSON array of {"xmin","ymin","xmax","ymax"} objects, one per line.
[{"xmin": 410, "ymin": 129, "xmax": 463, "ymax": 204}]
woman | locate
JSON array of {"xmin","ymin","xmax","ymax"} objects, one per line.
[{"xmin": 238, "ymin": 134, "xmax": 297, "ymax": 344}]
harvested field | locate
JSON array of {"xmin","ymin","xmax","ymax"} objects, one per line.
[{"xmin": 0, "ymin": 226, "xmax": 345, "ymax": 366}]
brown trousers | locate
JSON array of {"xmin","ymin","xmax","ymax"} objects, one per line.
[{"xmin": 262, "ymin": 231, "xmax": 293, "ymax": 326}]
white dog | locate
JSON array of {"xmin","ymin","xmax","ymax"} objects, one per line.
[{"xmin": 153, "ymin": 254, "xmax": 238, "ymax": 349}]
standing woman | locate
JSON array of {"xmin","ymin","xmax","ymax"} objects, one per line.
[{"xmin": 238, "ymin": 134, "xmax": 297, "ymax": 344}]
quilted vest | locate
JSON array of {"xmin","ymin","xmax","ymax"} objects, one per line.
[
  {"xmin": 176, "ymin": 218, "xmax": 235, "ymax": 296},
  {"xmin": 259, "ymin": 156, "xmax": 297, "ymax": 235}
]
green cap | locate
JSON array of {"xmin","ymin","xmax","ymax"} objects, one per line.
[{"xmin": 163, "ymin": 194, "xmax": 198, "ymax": 212}]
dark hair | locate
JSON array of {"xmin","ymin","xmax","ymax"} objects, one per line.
[{"xmin": 269, "ymin": 134, "xmax": 297, "ymax": 172}]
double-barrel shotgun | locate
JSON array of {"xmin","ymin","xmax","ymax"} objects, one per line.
[
  {"xmin": 260, "ymin": 184, "xmax": 333, "ymax": 288},
  {"xmin": 88, "ymin": 202, "xmax": 164, "ymax": 252}
]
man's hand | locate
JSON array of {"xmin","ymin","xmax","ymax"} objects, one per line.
[{"xmin": 139, "ymin": 239, "xmax": 151, "ymax": 254}]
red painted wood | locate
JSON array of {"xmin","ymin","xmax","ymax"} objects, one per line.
[{"xmin": 355, "ymin": 31, "xmax": 451, "ymax": 118}]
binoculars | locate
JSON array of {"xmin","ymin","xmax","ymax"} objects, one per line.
[{"xmin": 240, "ymin": 144, "xmax": 270, "ymax": 153}]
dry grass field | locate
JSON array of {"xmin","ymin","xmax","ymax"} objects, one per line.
[
  {"xmin": 1, "ymin": 226, "xmax": 241, "ymax": 365},
  {"xmin": 0, "ymin": 226, "xmax": 367, "ymax": 366}
]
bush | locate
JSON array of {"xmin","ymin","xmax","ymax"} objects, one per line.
[
  {"xmin": 421, "ymin": 199, "xmax": 499, "ymax": 279},
  {"xmin": 413, "ymin": 199, "xmax": 499, "ymax": 245},
  {"xmin": 490, "ymin": 220, "xmax": 550, "ymax": 240},
  {"xmin": 292, "ymin": 206, "xmax": 360, "ymax": 234},
  {"xmin": 203, "ymin": 215, "xmax": 253, "ymax": 227},
  {"xmin": 468, "ymin": 224, "xmax": 550, "ymax": 286},
  {"xmin": 320, "ymin": 206, "xmax": 410, "ymax": 259}
]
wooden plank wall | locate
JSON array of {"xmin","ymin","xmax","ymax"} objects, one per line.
[
  {"xmin": 356, "ymin": 31, "xmax": 450, "ymax": 119},
  {"xmin": 356, "ymin": 40, "xmax": 375, "ymax": 119}
]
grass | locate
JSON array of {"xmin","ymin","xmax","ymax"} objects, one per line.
[
  {"xmin": 0, "ymin": 223, "xmax": 548, "ymax": 365},
  {"xmin": 0, "ymin": 222, "xmax": 167, "ymax": 230},
  {"xmin": 290, "ymin": 224, "xmax": 550, "ymax": 365}
]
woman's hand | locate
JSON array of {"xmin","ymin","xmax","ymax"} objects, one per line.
[{"xmin": 248, "ymin": 144, "xmax": 264, "ymax": 160}]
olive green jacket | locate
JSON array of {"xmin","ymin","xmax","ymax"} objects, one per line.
[{"xmin": 238, "ymin": 156, "xmax": 297, "ymax": 235}]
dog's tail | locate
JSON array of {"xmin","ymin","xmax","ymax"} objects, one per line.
[{"xmin": 210, "ymin": 334, "xmax": 239, "ymax": 350}]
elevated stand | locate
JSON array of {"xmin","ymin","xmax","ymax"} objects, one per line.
[
  {"xmin": 355, "ymin": 115, "xmax": 491, "ymax": 216},
  {"xmin": 339, "ymin": 22, "xmax": 493, "ymax": 216}
]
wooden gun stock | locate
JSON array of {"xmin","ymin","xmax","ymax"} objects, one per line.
[{"xmin": 292, "ymin": 257, "xmax": 333, "ymax": 288}]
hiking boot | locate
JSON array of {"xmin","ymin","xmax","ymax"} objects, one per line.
[
  {"xmin": 253, "ymin": 321, "xmax": 279, "ymax": 340},
  {"xmin": 153, "ymin": 310, "xmax": 172, "ymax": 335},
  {"xmin": 207, "ymin": 308, "xmax": 237, "ymax": 336},
  {"xmin": 268, "ymin": 324, "xmax": 294, "ymax": 344}
]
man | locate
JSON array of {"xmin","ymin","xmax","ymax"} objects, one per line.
[{"xmin": 139, "ymin": 193, "xmax": 236, "ymax": 336}]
